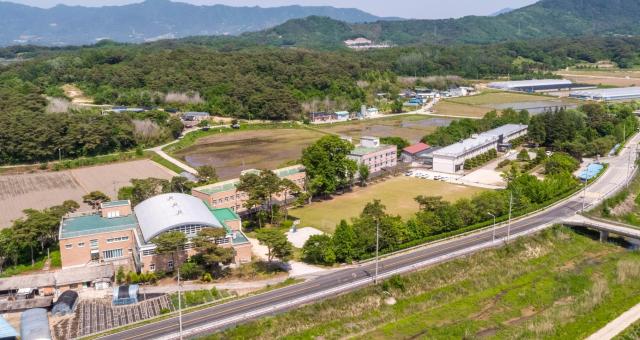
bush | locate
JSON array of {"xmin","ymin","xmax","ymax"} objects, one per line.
[
  {"xmin": 382, "ymin": 275, "xmax": 406, "ymax": 292},
  {"xmin": 180, "ymin": 262, "xmax": 204, "ymax": 280},
  {"xmin": 160, "ymin": 308, "xmax": 171, "ymax": 314},
  {"xmin": 497, "ymin": 159, "xmax": 511, "ymax": 168}
]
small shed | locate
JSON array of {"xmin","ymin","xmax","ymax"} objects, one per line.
[
  {"xmin": 112, "ymin": 285, "xmax": 139, "ymax": 305},
  {"xmin": 0, "ymin": 316, "xmax": 18, "ymax": 340},
  {"xmin": 20, "ymin": 308, "xmax": 51, "ymax": 340},
  {"xmin": 52, "ymin": 290, "xmax": 78, "ymax": 316}
]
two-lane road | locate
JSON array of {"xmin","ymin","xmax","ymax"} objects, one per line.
[{"xmin": 100, "ymin": 133, "xmax": 639, "ymax": 340}]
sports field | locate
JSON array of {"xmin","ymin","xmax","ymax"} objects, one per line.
[
  {"xmin": 289, "ymin": 176, "xmax": 486, "ymax": 233},
  {"xmin": 176, "ymin": 116, "xmax": 454, "ymax": 180}
]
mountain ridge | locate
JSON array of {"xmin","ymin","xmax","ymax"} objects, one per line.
[
  {"xmin": 235, "ymin": 0, "xmax": 640, "ymax": 49},
  {"xmin": 0, "ymin": 0, "xmax": 390, "ymax": 46}
]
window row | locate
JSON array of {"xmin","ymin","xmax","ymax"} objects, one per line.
[{"xmin": 107, "ymin": 236, "xmax": 129, "ymax": 243}]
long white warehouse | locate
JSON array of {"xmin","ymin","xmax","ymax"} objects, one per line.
[
  {"xmin": 569, "ymin": 87, "xmax": 640, "ymax": 101},
  {"xmin": 432, "ymin": 124, "xmax": 528, "ymax": 174},
  {"xmin": 488, "ymin": 79, "xmax": 573, "ymax": 92}
]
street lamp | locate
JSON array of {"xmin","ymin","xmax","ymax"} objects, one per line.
[
  {"xmin": 374, "ymin": 217, "xmax": 380, "ymax": 284},
  {"xmin": 176, "ymin": 251, "xmax": 183, "ymax": 339},
  {"xmin": 487, "ymin": 212, "xmax": 496, "ymax": 242},
  {"xmin": 507, "ymin": 191, "xmax": 513, "ymax": 242}
]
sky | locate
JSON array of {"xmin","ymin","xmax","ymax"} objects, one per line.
[{"xmin": 7, "ymin": 0, "xmax": 539, "ymax": 19}]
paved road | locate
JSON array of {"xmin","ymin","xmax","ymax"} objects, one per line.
[{"xmin": 98, "ymin": 134, "xmax": 640, "ymax": 340}]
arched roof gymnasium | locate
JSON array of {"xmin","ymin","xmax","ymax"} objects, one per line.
[{"xmin": 134, "ymin": 193, "xmax": 222, "ymax": 242}]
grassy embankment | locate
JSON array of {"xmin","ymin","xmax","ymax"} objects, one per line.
[{"xmin": 209, "ymin": 227, "xmax": 640, "ymax": 339}]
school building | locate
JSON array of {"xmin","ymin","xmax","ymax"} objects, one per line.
[
  {"xmin": 58, "ymin": 194, "xmax": 252, "ymax": 274},
  {"xmin": 191, "ymin": 165, "xmax": 306, "ymax": 214}
]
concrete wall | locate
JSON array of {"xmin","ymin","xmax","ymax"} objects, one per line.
[
  {"xmin": 60, "ymin": 229, "xmax": 137, "ymax": 269},
  {"xmin": 351, "ymin": 145, "xmax": 397, "ymax": 174},
  {"xmin": 100, "ymin": 204, "xmax": 132, "ymax": 218},
  {"xmin": 432, "ymin": 140, "xmax": 498, "ymax": 174}
]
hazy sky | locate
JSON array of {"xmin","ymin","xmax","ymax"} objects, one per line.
[{"xmin": 8, "ymin": 0, "xmax": 539, "ymax": 19}]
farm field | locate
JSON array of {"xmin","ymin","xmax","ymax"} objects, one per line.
[
  {"xmin": 176, "ymin": 116, "xmax": 453, "ymax": 180},
  {"xmin": 175, "ymin": 128, "xmax": 326, "ymax": 180},
  {"xmin": 213, "ymin": 227, "xmax": 640, "ymax": 340},
  {"xmin": 557, "ymin": 69, "xmax": 640, "ymax": 87},
  {"xmin": 316, "ymin": 114, "xmax": 453, "ymax": 144},
  {"xmin": 289, "ymin": 176, "xmax": 486, "ymax": 233},
  {"xmin": 0, "ymin": 160, "xmax": 173, "ymax": 227},
  {"xmin": 434, "ymin": 91, "xmax": 578, "ymax": 118}
]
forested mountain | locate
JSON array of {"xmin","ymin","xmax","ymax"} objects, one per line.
[
  {"xmin": 238, "ymin": 0, "xmax": 640, "ymax": 49},
  {"xmin": 0, "ymin": 0, "xmax": 386, "ymax": 46}
]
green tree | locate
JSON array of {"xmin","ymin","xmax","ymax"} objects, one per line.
[
  {"xmin": 544, "ymin": 152, "xmax": 579, "ymax": 175},
  {"xmin": 83, "ymin": 191, "xmax": 111, "ymax": 210},
  {"xmin": 196, "ymin": 165, "xmax": 218, "ymax": 184},
  {"xmin": 517, "ymin": 149, "xmax": 530, "ymax": 161},
  {"xmin": 414, "ymin": 195, "xmax": 447, "ymax": 212},
  {"xmin": 179, "ymin": 261, "xmax": 204, "ymax": 280},
  {"xmin": 301, "ymin": 135, "xmax": 356, "ymax": 197},
  {"xmin": 153, "ymin": 231, "xmax": 187, "ymax": 272},
  {"xmin": 256, "ymin": 229, "xmax": 293, "ymax": 263},
  {"xmin": 332, "ymin": 220, "xmax": 358, "ymax": 262},
  {"xmin": 280, "ymin": 178, "xmax": 301, "ymax": 221},
  {"xmin": 380, "ymin": 136, "xmax": 410, "ymax": 156},
  {"xmin": 169, "ymin": 176, "xmax": 192, "ymax": 193},
  {"xmin": 193, "ymin": 228, "xmax": 235, "ymax": 275},
  {"xmin": 358, "ymin": 163, "xmax": 370, "ymax": 186},
  {"xmin": 302, "ymin": 234, "xmax": 335, "ymax": 265}
]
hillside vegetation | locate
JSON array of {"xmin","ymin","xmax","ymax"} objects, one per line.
[{"xmin": 238, "ymin": 0, "xmax": 640, "ymax": 49}]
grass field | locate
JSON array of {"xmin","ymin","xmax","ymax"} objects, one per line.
[
  {"xmin": 289, "ymin": 176, "xmax": 486, "ymax": 233},
  {"xmin": 175, "ymin": 116, "xmax": 454, "ymax": 180},
  {"xmin": 433, "ymin": 91, "xmax": 578, "ymax": 118},
  {"xmin": 211, "ymin": 227, "xmax": 640, "ymax": 340}
]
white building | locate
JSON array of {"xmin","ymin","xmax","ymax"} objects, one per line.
[
  {"xmin": 570, "ymin": 87, "xmax": 640, "ymax": 101},
  {"xmin": 432, "ymin": 124, "xmax": 528, "ymax": 174}
]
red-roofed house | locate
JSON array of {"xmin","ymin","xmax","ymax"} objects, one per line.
[{"xmin": 401, "ymin": 143, "xmax": 432, "ymax": 163}]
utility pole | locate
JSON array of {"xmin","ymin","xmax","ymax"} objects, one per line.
[
  {"xmin": 374, "ymin": 217, "xmax": 379, "ymax": 284},
  {"xmin": 582, "ymin": 178, "xmax": 587, "ymax": 212},
  {"xmin": 507, "ymin": 191, "xmax": 513, "ymax": 242},
  {"xmin": 487, "ymin": 212, "xmax": 496, "ymax": 242},
  {"xmin": 177, "ymin": 256, "xmax": 183, "ymax": 339}
]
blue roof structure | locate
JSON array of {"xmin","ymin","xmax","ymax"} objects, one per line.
[
  {"xmin": 579, "ymin": 163, "xmax": 604, "ymax": 181},
  {"xmin": 0, "ymin": 316, "xmax": 18, "ymax": 339}
]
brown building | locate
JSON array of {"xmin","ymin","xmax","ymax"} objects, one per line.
[
  {"xmin": 192, "ymin": 165, "xmax": 306, "ymax": 214},
  {"xmin": 59, "ymin": 194, "xmax": 252, "ymax": 274}
]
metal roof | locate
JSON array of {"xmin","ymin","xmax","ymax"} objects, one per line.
[
  {"xmin": 488, "ymin": 79, "xmax": 572, "ymax": 89},
  {"xmin": 0, "ymin": 316, "xmax": 18, "ymax": 338},
  {"xmin": 60, "ymin": 213, "xmax": 137, "ymax": 239},
  {"xmin": 403, "ymin": 143, "xmax": 431, "ymax": 154},
  {"xmin": 134, "ymin": 193, "xmax": 223, "ymax": 243},
  {"xmin": 101, "ymin": 200, "xmax": 130, "ymax": 208},
  {"xmin": 433, "ymin": 124, "xmax": 527, "ymax": 158},
  {"xmin": 570, "ymin": 87, "xmax": 640, "ymax": 100},
  {"xmin": 21, "ymin": 308, "xmax": 51, "ymax": 340},
  {"xmin": 432, "ymin": 135, "xmax": 498, "ymax": 157}
]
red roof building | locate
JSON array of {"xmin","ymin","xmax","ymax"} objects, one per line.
[
  {"xmin": 401, "ymin": 143, "xmax": 432, "ymax": 163},
  {"xmin": 403, "ymin": 143, "xmax": 430, "ymax": 155}
]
